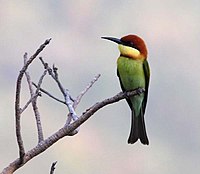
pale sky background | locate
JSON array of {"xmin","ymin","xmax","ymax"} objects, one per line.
[{"xmin": 0, "ymin": 0, "xmax": 200, "ymax": 173}]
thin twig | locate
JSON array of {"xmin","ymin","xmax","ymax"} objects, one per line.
[
  {"xmin": 66, "ymin": 74, "xmax": 101, "ymax": 126},
  {"xmin": 51, "ymin": 65, "xmax": 66, "ymax": 95},
  {"xmin": 20, "ymin": 93, "xmax": 40, "ymax": 113},
  {"xmin": 15, "ymin": 39, "xmax": 51, "ymax": 162},
  {"xmin": 31, "ymin": 69, "xmax": 48, "ymax": 142},
  {"xmin": 24, "ymin": 54, "xmax": 47, "ymax": 142},
  {"xmin": 64, "ymin": 89, "xmax": 78, "ymax": 121},
  {"xmin": 74, "ymin": 74, "xmax": 101, "ymax": 108},
  {"xmin": 50, "ymin": 161, "xmax": 57, "ymax": 174},
  {"xmin": 32, "ymin": 82, "xmax": 66, "ymax": 104}
]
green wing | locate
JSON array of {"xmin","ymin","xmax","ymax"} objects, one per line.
[
  {"xmin": 142, "ymin": 60, "xmax": 150, "ymax": 114},
  {"xmin": 117, "ymin": 69, "xmax": 132, "ymax": 109}
]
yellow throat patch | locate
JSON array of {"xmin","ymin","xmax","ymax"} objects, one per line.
[{"xmin": 118, "ymin": 44, "xmax": 143, "ymax": 60}]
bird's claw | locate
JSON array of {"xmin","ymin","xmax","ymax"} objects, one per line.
[
  {"xmin": 124, "ymin": 91, "xmax": 130, "ymax": 99},
  {"xmin": 136, "ymin": 88, "xmax": 145, "ymax": 95},
  {"xmin": 124, "ymin": 88, "xmax": 144, "ymax": 98}
]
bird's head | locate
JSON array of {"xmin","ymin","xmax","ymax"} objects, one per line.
[{"xmin": 101, "ymin": 34, "xmax": 148, "ymax": 60}]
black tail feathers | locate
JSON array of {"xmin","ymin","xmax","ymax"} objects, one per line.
[{"xmin": 128, "ymin": 110, "xmax": 149, "ymax": 145}]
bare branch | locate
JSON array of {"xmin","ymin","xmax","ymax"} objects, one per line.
[
  {"xmin": 32, "ymin": 73, "xmax": 101, "ymax": 129},
  {"xmin": 64, "ymin": 89, "xmax": 78, "ymax": 121},
  {"xmin": 30, "ymin": 69, "xmax": 48, "ymax": 142},
  {"xmin": 50, "ymin": 161, "xmax": 57, "ymax": 174},
  {"xmin": 39, "ymin": 58, "xmax": 79, "ymax": 124},
  {"xmin": 73, "ymin": 89, "xmax": 144, "ymax": 128},
  {"xmin": 2, "ymin": 88, "xmax": 143, "ymax": 174},
  {"xmin": 51, "ymin": 65, "xmax": 66, "ymax": 96},
  {"xmin": 24, "ymin": 54, "xmax": 47, "ymax": 142},
  {"xmin": 15, "ymin": 39, "xmax": 51, "ymax": 162},
  {"xmin": 33, "ymin": 73, "xmax": 101, "ymax": 134}
]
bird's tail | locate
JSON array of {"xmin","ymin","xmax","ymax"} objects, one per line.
[{"xmin": 128, "ymin": 110, "xmax": 149, "ymax": 145}]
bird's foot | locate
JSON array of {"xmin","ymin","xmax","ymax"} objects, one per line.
[
  {"xmin": 124, "ymin": 91, "xmax": 129, "ymax": 99},
  {"xmin": 135, "ymin": 87, "xmax": 145, "ymax": 95},
  {"xmin": 125, "ymin": 88, "xmax": 145, "ymax": 98}
]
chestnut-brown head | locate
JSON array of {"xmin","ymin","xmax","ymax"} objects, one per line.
[{"xmin": 101, "ymin": 34, "xmax": 148, "ymax": 59}]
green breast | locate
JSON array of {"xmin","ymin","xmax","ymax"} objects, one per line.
[
  {"xmin": 117, "ymin": 56, "xmax": 145, "ymax": 116},
  {"xmin": 117, "ymin": 57, "xmax": 145, "ymax": 89}
]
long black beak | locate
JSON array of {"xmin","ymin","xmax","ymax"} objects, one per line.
[{"xmin": 101, "ymin": 36, "xmax": 123, "ymax": 44}]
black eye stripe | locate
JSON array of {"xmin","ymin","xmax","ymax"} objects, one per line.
[
  {"xmin": 130, "ymin": 42, "xmax": 134, "ymax": 47},
  {"xmin": 123, "ymin": 41, "xmax": 134, "ymax": 47}
]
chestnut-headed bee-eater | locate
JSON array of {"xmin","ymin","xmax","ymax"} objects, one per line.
[{"xmin": 102, "ymin": 34, "xmax": 150, "ymax": 145}]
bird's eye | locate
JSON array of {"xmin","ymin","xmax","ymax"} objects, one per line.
[
  {"xmin": 124, "ymin": 41, "xmax": 134, "ymax": 47},
  {"xmin": 129, "ymin": 42, "xmax": 134, "ymax": 47},
  {"xmin": 122, "ymin": 40, "xmax": 135, "ymax": 47}
]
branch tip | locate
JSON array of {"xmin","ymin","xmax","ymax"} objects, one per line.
[
  {"xmin": 50, "ymin": 161, "xmax": 57, "ymax": 174},
  {"xmin": 46, "ymin": 38, "xmax": 52, "ymax": 44}
]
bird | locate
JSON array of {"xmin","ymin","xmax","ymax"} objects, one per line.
[{"xmin": 101, "ymin": 34, "xmax": 150, "ymax": 145}]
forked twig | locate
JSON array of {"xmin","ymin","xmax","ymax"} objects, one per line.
[
  {"xmin": 38, "ymin": 58, "xmax": 79, "ymax": 124},
  {"xmin": 23, "ymin": 53, "xmax": 47, "ymax": 142},
  {"xmin": 15, "ymin": 39, "xmax": 51, "ymax": 162}
]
